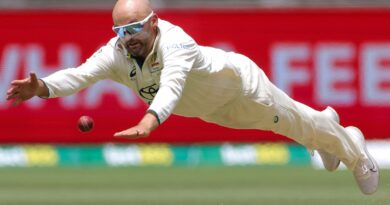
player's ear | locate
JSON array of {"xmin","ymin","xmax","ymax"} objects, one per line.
[{"xmin": 151, "ymin": 14, "xmax": 158, "ymax": 28}]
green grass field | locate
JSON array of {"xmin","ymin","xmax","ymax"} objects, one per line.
[{"xmin": 0, "ymin": 166, "xmax": 389, "ymax": 205}]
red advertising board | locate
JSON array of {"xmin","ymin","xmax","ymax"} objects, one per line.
[{"xmin": 1, "ymin": 9, "xmax": 390, "ymax": 143}]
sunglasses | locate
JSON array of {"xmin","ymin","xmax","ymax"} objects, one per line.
[{"xmin": 112, "ymin": 11, "xmax": 154, "ymax": 38}]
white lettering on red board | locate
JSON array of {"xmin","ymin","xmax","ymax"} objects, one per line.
[
  {"xmin": 272, "ymin": 42, "xmax": 390, "ymax": 106},
  {"xmin": 361, "ymin": 44, "xmax": 390, "ymax": 106},
  {"xmin": 1, "ymin": 42, "xmax": 389, "ymax": 109},
  {"xmin": 0, "ymin": 44, "xmax": 139, "ymax": 110}
]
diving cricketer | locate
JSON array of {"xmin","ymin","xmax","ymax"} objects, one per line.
[{"xmin": 6, "ymin": 0, "xmax": 379, "ymax": 195}]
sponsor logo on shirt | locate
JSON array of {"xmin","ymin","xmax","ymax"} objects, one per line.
[
  {"xmin": 129, "ymin": 63, "xmax": 137, "ymax": 81},
  {"xmin": 139, "ymin": 83, "xmax": 159, "ymax": 102},
  {"xmin": 162, "ymin": 43, "xmax": 191, "ymax": 51},
  {"xmin": 129, "ymin": 68, "xmax": 136, "ymax": 80}
]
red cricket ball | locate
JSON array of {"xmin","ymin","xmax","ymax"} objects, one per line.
[{"xmin": 78, "ymin": 115, "xmax": 94, "ymax": 132}]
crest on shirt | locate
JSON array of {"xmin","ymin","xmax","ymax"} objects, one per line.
[
  {"xmin": 150, "ymin": 52, "xmax": 157, "ymax": 63},
  {"xmin": 149, "ymin": 52, "xmax": 162, "ymax": 73}
]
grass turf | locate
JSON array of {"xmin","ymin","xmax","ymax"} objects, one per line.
[{"xmin": 0, "ymin": 166, "xmax": 389, "ymax": 205}]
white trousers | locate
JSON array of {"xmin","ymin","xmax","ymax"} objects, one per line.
[{"xmin": 203, "ymin": 54, "xmax": 365, "ymax": 170}]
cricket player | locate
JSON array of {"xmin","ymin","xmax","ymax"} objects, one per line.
[{"xmin": 6, "ymin": 0, "xmax": 379, "ymax": 194}]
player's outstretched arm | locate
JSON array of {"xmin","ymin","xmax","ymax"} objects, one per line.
[
  {"xmin": 114, "ymin": 112, "xmax": 159, "ymax": 139},
  {"xmin": 6, "ymin": 72, "xmax": 49, "ymax": 106}
]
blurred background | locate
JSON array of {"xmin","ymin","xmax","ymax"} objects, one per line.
[
  {"xmin": 2, "ymin": 0, "xmax": 390, "ymax": 9},
  {"xmin": 0, "ymin": 1, "xmax": 390, "ymax": 204}
]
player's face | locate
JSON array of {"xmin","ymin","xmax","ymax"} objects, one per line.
[{"xmin": 113, "ymin": 12, "xmax": 157, "ymax": 58}]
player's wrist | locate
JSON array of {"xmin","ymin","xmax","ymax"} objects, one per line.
[
  {"xmin": 36, "ymin": 79, "xmax": 50, "ymax": 98},
  {"xmin": 139, "ymin": 112, "xmax": 159, "ymax": 133},
  {"xmin": 146, "ymin": 109, "xmax": 160, "ymax": 124}
]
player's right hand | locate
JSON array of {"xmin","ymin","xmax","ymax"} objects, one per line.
[{"xmin": 6, "ymin": 72, "xmax": 41, "ymax": 106}]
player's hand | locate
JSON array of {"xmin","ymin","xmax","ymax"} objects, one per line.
[
  {"xmin": 6, "ymin": 72, "xmax": 41, "ymax": 106},
  {"xmin": 114, "ymin": 125, "xmax": 150, "ymax": 139},
  {"xmin": 114, "ymin": 112, "xmax": 159, "ymax": 139}
]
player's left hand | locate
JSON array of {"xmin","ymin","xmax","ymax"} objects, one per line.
[
  {"xmin": 114, "ymin": 125, "xmax": 150, "ymax": 139},
  {"xmin": 114, "ymin": 112, "xmax": 158, "ymax": 139}
]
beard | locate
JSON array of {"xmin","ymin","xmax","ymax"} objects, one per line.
[
  {"xmin": 126, "ymin": 40, "xmax": 145, "ymax": 57},
  {"xmin": 121, "ymin": 29, "xmax": 154, "ymax": 58}
]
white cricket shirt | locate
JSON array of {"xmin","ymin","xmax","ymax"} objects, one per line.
[{"xmin": 42, "ymin": 19, "xmax": 262, "ymax": 124}]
